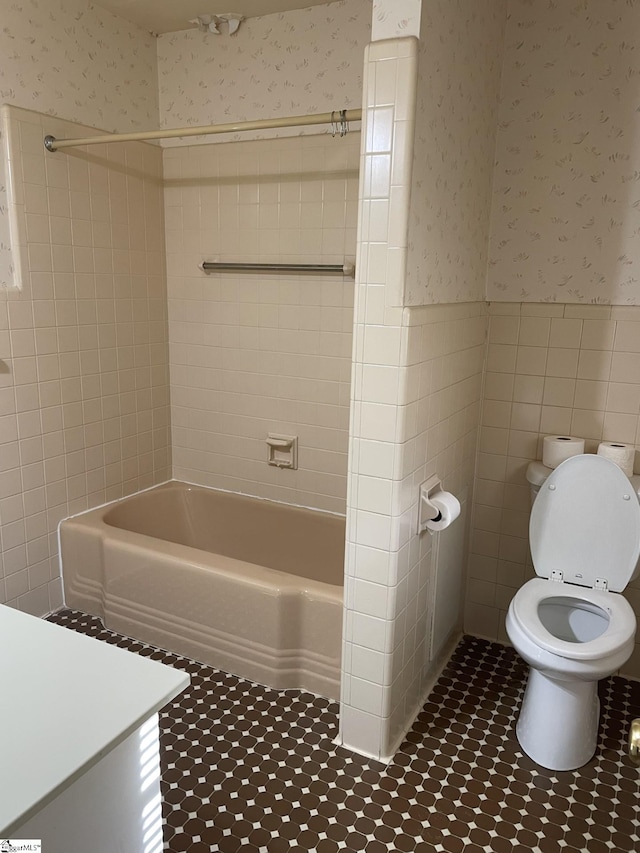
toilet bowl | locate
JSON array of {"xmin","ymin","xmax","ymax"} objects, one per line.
[{"xmin": 506, "ymin": 454, "xmax": 640, "ymax": 771}]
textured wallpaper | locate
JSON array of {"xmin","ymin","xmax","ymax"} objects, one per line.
[
  {"xmin": 157, "ymin": 0, "xmax": 371, "ymax": 144},
  {"xmin": 371, "ymin": 0, "xmax": 422, "ymax": 41},
  {"xmin": 0, "ymin": 0, "xmax": 158, "ymax": 132},
  {"xmin": 488, "ymin": 0, "xmax": 640, "ymax": 304},
  {"xmin": 0, "ymin": 0, "xmax": 159, "ymax": 289},
  {"xmin": 404, "ymin": 0, "xmax": 508, "ymax": 305}
]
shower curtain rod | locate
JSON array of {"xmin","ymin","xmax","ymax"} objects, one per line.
[{"xmin": 43, "ymin": 108, "xmax": 362, "ymax": 152}]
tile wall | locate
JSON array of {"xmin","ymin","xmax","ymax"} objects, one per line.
[
  {"xmin": 387, "ymin": 301, "xmax": 486, "ymax": 739},
  {"xmin": 339, "ymin": 37, "xmax": 420, "ymax": 762},
  {"xmin": 163, "ymin": 133, "xmax": 359, "ymax": 513},
  {"xmin": 467, "ymin": 302, "xmax": 640, "ymax": 677},
  {"xmin": 0, "ymin": 106, "xmax": 170, "ymax": 615},
  {"xmin": 342, "ymin": 301, "xmax": 486, "ymax": 759}
]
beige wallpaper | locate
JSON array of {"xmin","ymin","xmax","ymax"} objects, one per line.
[
  {"xmin": 0, "ymin": 106, "xmax": 170, "ymax": 616},
  {"xmin": 371, "ymin": 0, "xmax": 422, "ymax": 41},
  {"xmin": 0, "ymin": 0, "xmax": 159, "ymax": 289},
  {"xmin": 164, "ymin": 132, "xmax": 358, "ymax": 513},
  {"xmin": 488, "ymin": 0, "xmax": 640, "ymax": 305},
  {"xmin": 404, "ymin": 0, "xmax": 507, "ymax": 306},
  {"xmin": 156, "ymin": 0, "xmax": 370, "ymax": 145},
  {"xmin": 0, "ymin": 0, "xmax": 158, "ymax": 131}
]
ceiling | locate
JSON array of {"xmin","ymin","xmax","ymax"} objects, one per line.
[{"xmin": 94, "ymin": 0, "xmax": 336, "ymax": 34}]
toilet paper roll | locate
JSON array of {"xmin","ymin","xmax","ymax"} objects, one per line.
[
  {"xmin": 597, "ymin": 441, "xmax": 635, "ymax": 477},
  {"xmin": 425, "ymin": 490, "xmax": 461, "ymax": 533},
  {"xmin": 542, "ymin": 435, "xmax": 585, "ymax": 469}
]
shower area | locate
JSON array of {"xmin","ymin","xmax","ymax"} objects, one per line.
[{"xmin": 2, "ymin": 100, "xmax": 361, "ymax": 696}]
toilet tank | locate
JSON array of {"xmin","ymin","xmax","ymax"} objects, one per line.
[
  {"xmin": 526, "ymin": 459, "xmax": 640, "ymax": 506},
  {"xmin": 526, "ymin": 461, "xmax": 553, "ymax": 506}
]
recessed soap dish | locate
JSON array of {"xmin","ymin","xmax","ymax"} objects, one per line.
[{"xmin": 266, "ymin": 434, "xmax": 298, "ymax": 469}]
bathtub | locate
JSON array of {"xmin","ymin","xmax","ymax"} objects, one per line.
[{"xmin": 60, "ymin": 481, "xmax": 345, "ymax": 699}]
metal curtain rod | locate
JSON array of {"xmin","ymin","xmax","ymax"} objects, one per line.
[
  {"xmin": 200, "ymin": 261, "xmax": 355, "ymax": 277},
  {"xmin": 43, "ymin": 108, "xmax": 362, "ymax": 152}
]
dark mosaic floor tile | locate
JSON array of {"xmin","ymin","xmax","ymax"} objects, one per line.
[{"xmin": 48, "ymin": 610, "xmax": 640, "ymax": 852}]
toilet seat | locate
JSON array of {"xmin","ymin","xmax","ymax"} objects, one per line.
[
  {"xmin": 510, "ymin": 577, "xmax": 636, "ymax": 661},
  {"xmin": 530, "ymin": 454, "xmax": 640, "ymax": 591}
]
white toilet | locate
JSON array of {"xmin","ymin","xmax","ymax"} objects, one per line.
[{"xmin": 506, "ymin": 453, "xmax": 640, "ymax": 771}]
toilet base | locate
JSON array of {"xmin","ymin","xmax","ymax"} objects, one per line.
[{"xmin": 516, "ymin": 667, "xmax": 600, "ymax": 771}]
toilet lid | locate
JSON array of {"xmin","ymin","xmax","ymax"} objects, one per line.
[{"xmin": 530, "ymin": 454, "xmax": 640, "ymax": 592}]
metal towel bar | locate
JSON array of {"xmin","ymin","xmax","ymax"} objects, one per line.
[{"xmin": 200, "ymin": 261, "xmax": 355, "ymax": 277}]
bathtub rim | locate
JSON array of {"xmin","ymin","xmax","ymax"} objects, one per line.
[
  {"xmin": 59, "ymin": 477, "xmax": 347, "ymax": 523},
  {"xmin": 57, "ymin": 478, "xmax": 347, "ymax": 592}
]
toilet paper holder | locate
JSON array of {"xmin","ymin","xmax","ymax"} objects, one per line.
[
  {"xmin": 419, "ymin": 476, "xmax": 443, "ymax": 528},
  {"xmin": 418, "ymin": 476, "xmax": 443, "ymax": 533}
]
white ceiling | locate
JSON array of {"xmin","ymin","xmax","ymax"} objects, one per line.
[{"xmin": 94, "ymin": 0, "xmax": 336, "ymax": 34}]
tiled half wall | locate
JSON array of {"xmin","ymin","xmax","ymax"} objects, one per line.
[
  {"xmin": 0, "ymin": 106, "xmax": 170, "ymax": 614},
  {"xmin": 342, "ymin": 299, "xmax": 486, "ymax": 761},
  {"xmin": 467, "ymin": 302, "xmax": 640, "ymax": 679},
  {"xmin": 163, "ymin": 133, "xmax": 358, "ymax": 514}
]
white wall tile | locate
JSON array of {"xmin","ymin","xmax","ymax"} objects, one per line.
[
  {"xmin": 166, "ymin": 133, "xmax": 358, "ymax": 513},
  {"xmin": 338, "ymin": 705, "xmax": 383, "ymax": 759},
  {"xmin": 351, "ymin": 544, "xmax": 391, "ymax": 584},
  {"xmin": 351, "ymin": 611, "xmax": 389, "ymax": 653},
  {"xmin": 0, "ymin": 106, "xmax": 170, "ymax": 615}
]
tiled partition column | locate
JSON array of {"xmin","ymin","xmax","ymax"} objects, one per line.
[
  {"xmin": 467, "ymin": 302, "xmax": 640, "ymax": 677},
  {"xmin": 0, "ymin": 106, "xmax": 170, "ymax": 615},
  {"xmin": 338, "ymin": 38, "xmax": 418, "ymax": 762},
  {"xmin": 338, "ymin": 39, "xmax": 486, "ymax": 762},
  {"xmin": 338, "ymin": 38, "xmax": 417, "ymax": 761}
]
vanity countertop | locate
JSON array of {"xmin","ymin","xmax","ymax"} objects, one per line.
[{"xmin": 0, "ymin": 605, "xmax": 189, "ymax": 835}]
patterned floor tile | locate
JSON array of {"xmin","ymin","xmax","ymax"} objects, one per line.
[{"xmin": 48, "ymin": 610, "xmax": 640, "ymax": 852}]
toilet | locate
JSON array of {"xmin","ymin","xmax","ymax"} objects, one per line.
[{"xmin": 506, "ymin": 453, "xmax": 640, "ymax": 771}]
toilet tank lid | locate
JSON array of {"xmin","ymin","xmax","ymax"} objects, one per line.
[
  {"xmin": 526, "ymin": 460, "xmax": 553, "ymax": 487},
  {"xmin": 526, "ymin": 458, "xmax": 640, "ymax": 496}
]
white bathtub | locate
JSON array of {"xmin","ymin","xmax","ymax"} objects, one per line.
[{"xmin": 60, "ymin": 481, "xmax": 345, "ymax": 699}]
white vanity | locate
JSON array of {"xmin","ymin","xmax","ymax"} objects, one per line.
[{"xmin": 0, "ymin": 605, "xmax": 189, "ymax": 852}]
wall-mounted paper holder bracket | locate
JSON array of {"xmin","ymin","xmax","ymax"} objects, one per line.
[
  {"xmin": 418, "ymin": 475, "xmax": 443, "ymax": 534},
  {"xmin": 266, "ymin": 434, "xmax": 298, "ymax": 469}
]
